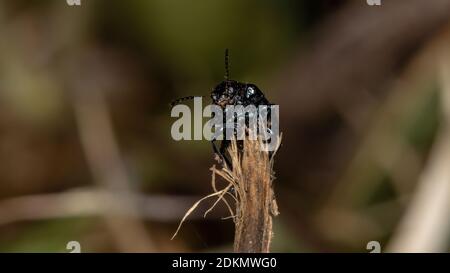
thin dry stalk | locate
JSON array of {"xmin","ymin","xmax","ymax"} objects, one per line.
[
  {"xmin": 172, "ymin": 134, "xmax": 281, "ymax": 253},
  {"xmin": 227, "ymin": 137, "xmax": 280, "ymax": 253}
]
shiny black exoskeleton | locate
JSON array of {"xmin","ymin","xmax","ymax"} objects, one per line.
[
  {"xmin": 211, "ymin": 80, "xmax": 269, "ymax": 108},
  {"xmin": 210, "ymin": 81, "xmax": 272, "ymax": 167}
]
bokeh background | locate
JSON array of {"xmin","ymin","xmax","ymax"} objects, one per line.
[{"xmin": 0, "ymin": 0, "xmax": 449, "ymax": 252}]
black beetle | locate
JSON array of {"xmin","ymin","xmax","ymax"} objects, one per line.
[{"xmin": 171, "ymin": 49, "xmax": 273, "ymax": 167}]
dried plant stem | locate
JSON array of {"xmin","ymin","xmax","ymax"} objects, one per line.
[
  {"xmin": 230, "ymin": 138, "xmax": 280, "ymax": 253},
  {"xmin": 172, "ymin": 135, "xmax": 280, "ymax": 253}
]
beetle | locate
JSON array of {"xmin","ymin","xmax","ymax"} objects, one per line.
[{"xmin": 171, "ymin": 49, "xmax": 273, "ymax": 168}]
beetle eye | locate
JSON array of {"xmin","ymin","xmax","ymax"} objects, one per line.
[{"xmin": 246, "ymin": 87, "xmax": 255, "ymax": 98}]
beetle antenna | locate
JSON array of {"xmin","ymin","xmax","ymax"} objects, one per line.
[{"xmin": 225, "ymin": 48, "xmax": 230, "ymax": 80}]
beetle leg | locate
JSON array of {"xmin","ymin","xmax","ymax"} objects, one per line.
[{"xmin": 211, "ymin": 138, "xmax": 232, "ymax": 169}]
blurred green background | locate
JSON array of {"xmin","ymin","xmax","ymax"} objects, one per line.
[{"xmin": 0, "ymin": 0, "xmax": 449, "ymax": 252}]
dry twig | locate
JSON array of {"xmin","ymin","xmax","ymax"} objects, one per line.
[{"xmin": 172, "ymin": 135, "xmax": 281, "ymax": 253}]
